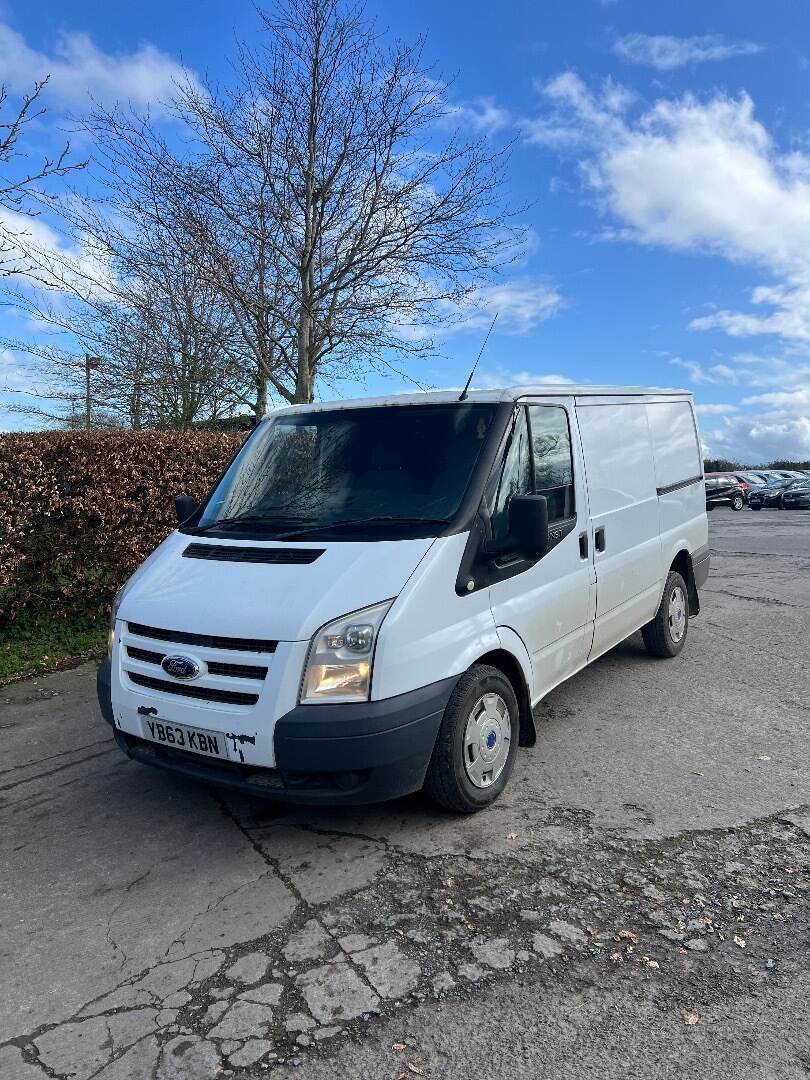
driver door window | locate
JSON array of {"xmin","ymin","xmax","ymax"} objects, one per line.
[
  {"xmin": 491, "ymin": 408, "xmax": 532, "ymax": 541},
  {"xmin": 527, "ymin": 405, "xmax": 575, "ymax": 523}
]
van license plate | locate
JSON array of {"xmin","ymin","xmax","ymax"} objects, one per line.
[{"xmin": 141, "ymin": 717, "xmax": 229, "ymax": 760}]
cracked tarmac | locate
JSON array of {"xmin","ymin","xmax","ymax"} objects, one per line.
[{"xmin": 1, "ymin": 511, "xmax": 809, "ymax": 1079}]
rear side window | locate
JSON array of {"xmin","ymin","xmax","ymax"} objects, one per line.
[{"xmin": 527, "ymin": 405, "xmax": 575, "ymax": 523}]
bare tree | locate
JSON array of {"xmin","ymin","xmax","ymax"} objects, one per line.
[
  {"xmin": 79, "ymin": 0, "xmax": 522, "ymax": 414},
  {"xmin": 3, "ymin": 222, "xmax": 252, "ymax": 430},
  {"xmin": 0, "ymin": 77, "xmax": 84, "ymax": 272}
]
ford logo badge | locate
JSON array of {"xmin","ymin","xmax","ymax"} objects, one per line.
[{"xmin": 161, "ymin": 654, "xmax": 201, "ymax": 680}]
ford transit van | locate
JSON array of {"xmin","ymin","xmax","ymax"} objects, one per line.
[{"xmin": 97, "ymin": 386, "xmax": 709, "ymax": 812}]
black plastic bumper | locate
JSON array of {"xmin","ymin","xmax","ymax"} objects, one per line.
[
  {"xmin": 97, "ymin": 658, "xmax": 457, "ymax": 805},
  {"xmin": 97, "ymin": 656, "xmax": 114, "ymax": 726},
  {"xmin": 693, "ymin": 544, "xmax": 711, "ymax": 589}
]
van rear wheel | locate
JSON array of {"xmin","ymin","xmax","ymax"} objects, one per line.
[
  {"xmin": 642, "ymin": 571, "xmax": 689, "ymax": 658},
  {"xmin": 424, "ymin": 664, "xmax": 519, "ymax": 813}
]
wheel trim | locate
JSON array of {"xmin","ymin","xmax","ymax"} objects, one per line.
[
  {"xmin": 463, "ymin": 692, "xmax": 511, "ymax": 788},
  {"xmin": 668, "ymin": 586, "xmax": 687, "ymax": 643}
]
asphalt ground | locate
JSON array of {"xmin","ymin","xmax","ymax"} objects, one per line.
[{"xmin": 1, "ymin": 507, "xmax": 808, "ymax": 1079}]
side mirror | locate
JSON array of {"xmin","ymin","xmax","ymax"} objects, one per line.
[
  {"xmin": 174, "ymin": 495, "xmax": 199, "ymax": 525},
  {"xmin": 507, "ymin": 494, "xmax": 549, "ymax": 560}
]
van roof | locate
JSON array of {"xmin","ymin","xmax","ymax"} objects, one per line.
[{"xmin": 270, "ymin": 385, "xmax": 692, "ymax": 414}]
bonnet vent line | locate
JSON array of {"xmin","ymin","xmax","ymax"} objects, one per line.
[{"xmin": 182, "ymin": 543, "xmax": 324, "ymax": 565}]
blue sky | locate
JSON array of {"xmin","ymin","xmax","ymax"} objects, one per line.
[{"xmin": 1, "ymin": 0, "xmax": 810, "ymax": 461}]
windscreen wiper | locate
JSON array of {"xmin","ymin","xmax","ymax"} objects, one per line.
[{"xmin": 279, "ymin": 516, "xmax": 450, "ymax": 540}]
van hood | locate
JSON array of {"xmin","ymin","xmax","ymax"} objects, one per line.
[{"xmin": 117, "ymin": 531, "xmax": 435, "ymax": 642}]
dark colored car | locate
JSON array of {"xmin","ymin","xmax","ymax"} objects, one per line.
[
  {"xmin": 780, "ymin": 481, "xmax": 810, "ymax": 509},
  {"xmin": 705, "ymin": 475, "xmax": 745, "ymax": 511},
  {"xmin": 747, "ymin": 478, "xmax": 809, "ymax": 510}
]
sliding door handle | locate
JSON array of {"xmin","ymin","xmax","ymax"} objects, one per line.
[
  {"xmin": 594, "ymin": 526, "xmax": 606, "ymax": 553},
  {"xmin": 579, "ymin": 531, "xmax": 589, "ymax": 559}
]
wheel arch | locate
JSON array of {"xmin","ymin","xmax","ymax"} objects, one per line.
[
  {"xmin": 669, "ymin": 548, "xmax": 699, "ymax": 616},
  {"xmin": 475, "ymin": 643, "xmax": 536, "ymax": 747}
]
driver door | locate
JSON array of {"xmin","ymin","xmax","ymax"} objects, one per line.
[{"xmin": 488, "ymin": 402, "xmax": 595, "ymax": 701}]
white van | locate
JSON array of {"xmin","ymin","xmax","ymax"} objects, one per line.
[{"xmin": 98, "ymin": 386, "xmax": 709, "ymax": 812}]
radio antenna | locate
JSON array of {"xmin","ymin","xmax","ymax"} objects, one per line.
[{"xmin": 459, "ymin": 312, "xmax": 498, "ymax": 402}]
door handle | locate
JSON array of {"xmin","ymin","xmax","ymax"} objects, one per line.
[
  {"xmin": 579, "ymin": 531, "xmax": 588, "ymax": 559},
  {"xmin": 594, "ymin": 526, "xmax": 606, "ymax": 553}
]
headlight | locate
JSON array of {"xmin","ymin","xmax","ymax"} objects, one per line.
[
  {"xmin": 300, "ymin": 600, "xmax": 393, "ymax": 704},
  {"xmin": 107, "ymin": 585, "xmax": 125, "ymax": 657}
]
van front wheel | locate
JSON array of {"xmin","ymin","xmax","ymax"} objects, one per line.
[
  {"xmin": 642, "ymin": 571, "xmax": 689, "ymax": 658},
  {"xmin": 424, "ymin": 664, "xmax": 519, "ymax": 813}
]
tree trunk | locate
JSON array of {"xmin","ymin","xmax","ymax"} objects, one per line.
[
  {"xmin": 294, "ymin": 290, "xmax": 315, "ymax": 403},
  {"xmin": 294, "ymin": 351, "xmax": 313, "ymax": 403},
  {"xmin": 255, "ymin": 366, "xmax": 268, "ymax": 419}
]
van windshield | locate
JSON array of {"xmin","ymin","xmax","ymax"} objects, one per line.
[{"xmin": 193, "ymin": 403, "xmax": 498, "ymax": 540}]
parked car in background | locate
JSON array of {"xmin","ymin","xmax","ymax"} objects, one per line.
[
  {"xmin": 747, "ymin": 478, "xmax": 809, "ymax": 510},
  {"xmin": 780, "ymin": 481, "xmax": 810, "ymax": 509},
  {"xmin": 705, "ymin": 475, "xmax": 745, "ymax": 511},
  {"xmin": 706, "ymin": 472, "xmax": 750, "ymax": 497},
  {"xmin": 735, "ymin": 471, "xmax": 771, "ymax": 487}
]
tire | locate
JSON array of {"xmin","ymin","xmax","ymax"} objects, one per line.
[
  {"xmin": 731, "ymin": 494, "xmax": 744, "ymax": 511},
  {"xmin": 750, "ymin": 502, "xmax": 762, "ymax": 511},
  {"xmin": 424, "ymin": 664, "xmax": 520, "ymax": 813},
  {"xmin": 778, "ymin": 495, "xmax": 786, "ymax": 510},
  {"xmin": 642, "ymin": 571, "xmax": 689, "ymax": 659}
]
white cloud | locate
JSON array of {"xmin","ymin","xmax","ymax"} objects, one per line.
[
  {"xmin": 0, "ymin": 23, "xmax": 196, "ymax": 113},
  {"xmin": 689, "ymin": 283, "xmax": 810, "ymax": 342},
  {"xmin": 694, "ymin": 402, "xmax": 739, "ymax": 415},
  {"xmin": 401, "ymin": 280, "xmax": 565, "ymax": 342},
  {"xmin": 443, "ymin": 97, "xmax": 512, "ymax": 136},
  {"xmin": 613, "ymin": 34, "xmax": 763, "ymax": 71},
  {"xmin": 0, "ymin": 348, "xmax": 31, "ymax": 391},
  {"xmin": 529, "ymin": 75, "xmax": 810, "ymax": 350},
  {"xmin": 475, "ymin": 366, "xmax": 575, "ymax": 389},
  {"xmin": 0, "ymin": 207, "xmax": 115, "ymax": 296},
  {"xmin": 671, "ymin": 354, "xmax": 810, "ymax": 392},
  {"xmin": 699, "ymin": 411, "xmax": 810, "ymax": 463},
  {"xmin": 674, "ymin": 355, "xmax": 810, "ymax": 461},
  {"xmin": 470, "ymin": 280, "xmax": 565, "ymax": 334},
  {"xmin": 671, "ymin": 357, "xmax": 748, "ymax": 385}
]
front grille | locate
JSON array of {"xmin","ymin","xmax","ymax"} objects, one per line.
[
  {"xmin": 183, "ymin": 543, "xmax": 323, "ymax": 565},
  {"xmin": 127, "ymin": 622, "xmax": 277, "ymax": 654},
  {"xmin": 207, "ymin": 659, "xmax": 268, "ymax": 679},
  {"xmin": 127, "ymin": 672, "xmax": 259, "ymax": 706},
  {"xmin": 126, "ymin": 645, "xmax": 267, "ymax": 681},
  {"xmin": 127, "ymin": 645, "xmax": 163, "ymax": 665}
]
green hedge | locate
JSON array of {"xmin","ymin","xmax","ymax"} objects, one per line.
[{"xmin": 0, "ymin": 431, "xmax": 244, "ymax": 627}]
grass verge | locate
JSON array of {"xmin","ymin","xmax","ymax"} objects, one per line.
[{"xmin": 0, "ymin": 614, "xmax": 107, "ymax": 683}]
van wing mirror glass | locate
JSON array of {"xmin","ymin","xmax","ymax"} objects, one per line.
[
  {"xmin": 174, "ymin": 495, "xmax": 199, "ymax": 525},
  {"xmin": 508, "ymin": 494, "xmax": 549, "ymax": 560}
]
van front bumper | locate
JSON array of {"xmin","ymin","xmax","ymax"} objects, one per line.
[{"xmin": 97, "ymin": 657, "xmax": 456, "ymax": 805}]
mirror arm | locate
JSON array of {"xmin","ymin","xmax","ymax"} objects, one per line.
[{"xmin": 481, "ymin": 536, "xmax": 516, "ymax": 559}]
